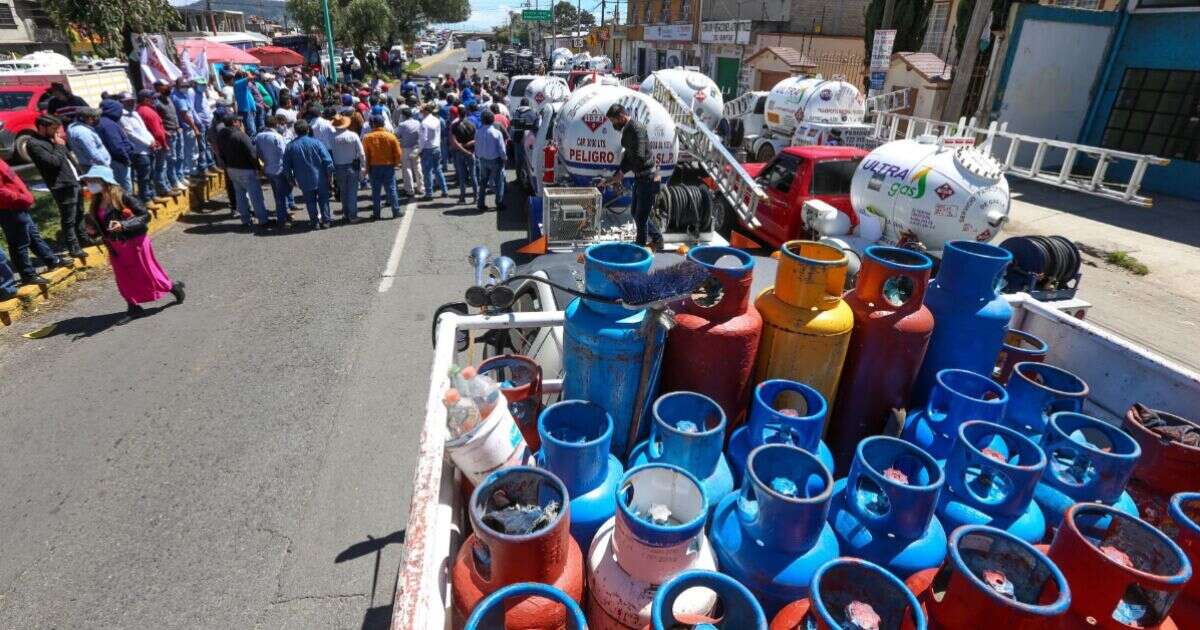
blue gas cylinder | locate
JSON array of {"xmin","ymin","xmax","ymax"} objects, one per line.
[
  {"xmin": 910, "ymin": 240, "xmax": 1013, "ymax": 407},
  {"xmin": 727, "ymin": 379, "xmax": 835, "ymax": 487},
  {"xmin": 1001, "ymin": 362, "xmax": 1089, "ymax": 441},
  {"xmin": 535, "ymin": 399, "xmax": 624, "ymax": 550},
  {"xmin": 563, "ymin": 243, "xmax": 665, "ymax": 458},
  {"xmin": 938, "ymin": 420, "xmax": 1047, "ymax": 544},
  {"xmin": 1034, "ymin": 411, "xmax": 1140, "ymax": 532},
  {"xmin": 464, "ymin": 582, "xmax": 588, "ymax": 630},
  {"xmin": 629, "ymin": 391, "xmax": 735, "ymax": 517},
  {"xmin": 827, "ymin": 436, "xmax": 947, "ymax": 579},
  {"xmin": 902, "ymin": 368, "xmax": 1008, "ymax": 462},
  {"xmin": 711, "ymin": 444, "xmax": 840, "ymax": 616},
  {"xmin": 651, "ymin": 570, "xmax": 768, "ymax": 630}
]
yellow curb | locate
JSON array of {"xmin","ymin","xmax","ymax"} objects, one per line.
[{"xmin": 2, "ymin": 175, "xmax": 213, "ymax": 328}]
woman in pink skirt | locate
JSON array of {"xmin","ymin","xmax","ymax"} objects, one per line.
[{"xmin": 80, "ymin": 165, "xmax": 184, "ymax": 322}]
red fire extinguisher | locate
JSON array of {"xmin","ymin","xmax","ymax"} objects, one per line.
[{"xmin": 543, "ymin": 144, "xmax": 558, "ymax": 184}]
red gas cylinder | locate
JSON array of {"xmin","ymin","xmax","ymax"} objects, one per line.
[
  {"xmin": 906, "ymin": 525, "xmax": 1073, "ymax": 630},
  {"xmin": 1122, "ymin": 404, "xmax": 1200, "ymax": 530},
  {"xmin": 478, "ymin": 354, "xmax": 544, "ymax": 451},
  {"xmin": 770, "ymin": 558, "xmax": 924, "ymax": 630},
  {"xmin": 543, "ymin": 145, "xmax": 558, "ymax": 183},
  {"xmin": 661, "ymin": 246, "xmax": 762, "ymax": 427},
  {"xmin": 1168, "ymin": 493, "xmax": 1200, "ymax": 628},
  {"xmin": 826, "ymin": 246, "xmax": 934, "ymax": 474},
  {"xmin": 992, "ymin": 329, "xmax": 1049, "ymax": 385},
  {"xmin": 451, "ymin": 467, "xmax": 585, "ymax": 629},
  {"xmin": 1048, "ymin": 503, "xmax": 1191, "ymax": 630}
]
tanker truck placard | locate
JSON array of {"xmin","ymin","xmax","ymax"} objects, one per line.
[{"xmin": 850, "ymin": 139, "xmax": 1010, "ymax": 253}]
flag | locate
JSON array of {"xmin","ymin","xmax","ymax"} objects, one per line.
[
  {"xmin": 139, "ymin": 39, "xmax": 182, "ymax": 86},
  {"xmin": 179, "ymin": 49, "xmax": 194, "ymax": 79},
  {"xmin": 193, "ymin": 49, "xmax": 209, "ymax": 82}
]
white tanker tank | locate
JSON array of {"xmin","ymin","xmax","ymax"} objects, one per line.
[
  {"xmin": 639, "ymin": 68, "xmax": 723, "ymax": 129},
  {"xmin": 817, "ymin": 137, "xmax": 1009, "ymax": 255},
  {"xmin": 523, "ymin": 75, "xmax": 570, "ymax": 108},
  {"xmin": 552, "ymin": 83, "xmax": 678, "ymax": 188},
  {"xmin": 570, "ymin": 52, "xmax": 592, "ymax": 68},
  {"xmin": 551, "ymin": 47, "xmax": 573, "ymax": 71},
  {"xmin": 574, "ymin": 72, "xmax": 620, "ymax": 89},
  {"xmin": 763, "ymin": 77, "xmax": 866, "ymax": 138}
]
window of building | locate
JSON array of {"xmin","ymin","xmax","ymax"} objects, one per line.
[
  {"xmin": 921, "ymin": 2, "xmax": 950, "ymax": 55},
  {"xmin": 1103, "ymin": 68, "xmax": 1200, "ymax": 161},
  {"xmin": 680, "ymin": 0, "xmax": 691, "ymax": 21},
  {"xmin": 0, "ymin": 3, "xmax": 18, "ymax": 29}
]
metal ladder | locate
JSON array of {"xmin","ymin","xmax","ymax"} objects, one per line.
[
  {"xmin": 865, "ymin": 88, "xmax": 912, "ymax": 115},
  {"xmin": 869, "ymin": 112, "xmax": 1171, "ymax": 207},
  {"xmin": 649, "ymin": 75, "xmax": 766, "ymax": 228},
  {"xmin": 722, "ymin": 90, "xmax": 768, "ymax": 119}
]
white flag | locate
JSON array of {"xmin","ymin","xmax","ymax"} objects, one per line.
[
  {"xmin": 140, "ymin": 39, "xmax": 182, "ymax": 86},
  {"xmin": 193, "ymin": 50, "xmax": 209, "ymax": 82},
  {"xmin": 179, "ymin": 49, "xmax": 194, "ymax": 80}
]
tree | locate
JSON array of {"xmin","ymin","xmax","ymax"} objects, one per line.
[
  {"xmin": 552, "ymin": 1, "xmax": 579, "ymax": 32},
  {"xmin": 863, "ymin": 0, "xmax": 933, "ymax": 58},
  {"xmin": 494, "ymin": 14, "xmax": 532, "ymax": 48},
  {"xmin": 287, "ymin": 0, "xmax": 340, "ymax": 37},
  {"xmin": 340, "ymin": 0, "xmax": 392, "ymax": 58},
  {"xmin": 384, "ymin": 0, "xmax": 470, "ymax": 48},
  {"xmin": 42, "ymin": 0, "xmax": 179, "ymax": 58}
]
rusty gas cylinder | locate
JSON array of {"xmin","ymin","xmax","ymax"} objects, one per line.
[
  {"xmin": 906, "ymin": 525, "xmax": 1073, "ymax": 630},
  {"xmin": 451, "ymin": 467, "xmax": 585, "ymax": 630},
  {"xmin": 1168, "ymin": 493, "xmax": 1200, "ymax": 628},
  {"xmin": 827, "ymin": 246, "xmax": 935, "ymax": 474},
  {"xmin": 1048, "ymin": 503, "xmax": 1191, "ymax": 630},
  {"xmin": 770, "ymin": 558, "xmax": 926, "ymax": 630},
  {"xmin": 661, "ymin": 246, "xmax": 762, "ymax": 427},
  {"xmin": 479, "ymin": 355, "xmax": 544, "ymax": 451},
  {"xmin": 992, "ymin": 329, "xmax": 1049, "ymax": 385},
  {"xmin": 1122, "ymin": 404, "xmax": 1200, "ymax": 530}
]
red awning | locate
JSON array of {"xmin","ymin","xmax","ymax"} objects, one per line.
[
  {"xmin": 247, "ymin": 45, "xmax": 306, "ymax": 68},
  {"xmin": 176, "ymin": 38, "xmax": 259, "ymax": 65}
]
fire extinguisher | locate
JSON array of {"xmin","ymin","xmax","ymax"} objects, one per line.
[{"xmin": 543, "ymin": 144, "xmax": 558, "ymax": 184}]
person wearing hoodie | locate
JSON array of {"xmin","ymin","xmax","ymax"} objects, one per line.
[
  {"xmin": 0, "ymin": 158, "xmax": 71, "ymax": 287},
  {"xmin": 135, "ymin": 90, "xmax": 169, "ymax": 197},
  {"xmin": 26, "ymin": 114, "xmax": 91, "ymax": 259},
  {"xmin": 116, "ymin": 93, "xmax": 156, "ymax": 202},
  {"xmin": 97, "ymin": 98, "xmax": 135, "ymax": 191},
  {"xmin": 67, "ymin": 108, "xmax": 110, "ymax": 171}
]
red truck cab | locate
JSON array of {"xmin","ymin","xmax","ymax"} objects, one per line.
[
  {"xmin": 740, "ymin": 145, "xmax": 868, "ymax": 249},
  {"xmin": 0, "ymin": 84, "xmax": 49, "ymax": 162}
]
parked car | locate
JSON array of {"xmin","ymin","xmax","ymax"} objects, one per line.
[{"xmin": 0, "ymin": 84, "xmax": 49, "ymax": 162}]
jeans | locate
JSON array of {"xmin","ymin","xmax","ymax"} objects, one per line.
[
  {"xmin": 254, "ymin": 108, "xmax": 266, "ymax": 135},
  {"xmin": 180, "ymin": 129, "xmax": 197, "ymax": 178},
  {"xmin": 0, "ymin": 246, "xmax": 15, "ymax": 294},
  {"xmin": 334, "ymin": 163, "xmax": 359, "ymax": 219},
  {"xmin": 51, "ymin": 186, "xmax": 86, "ymax": 253},
  {"xmin": 166, "ymin": 133, "xmax": 183, "ymax": 187},
  {"xmin": 452, "ymin": 150, "xmax": 475, "ymax": 199},
  {"xmin": 266, "ymin": 172, "xmax": 293, "ymax": 223},
  {"xmin": 112, "ymin": 160, "xmax": 132, "ymax": 192},
  {"xmin": 226, "ymin": 167, "xmax": 268, "ymax": 225},
  {"xmin": 0, "ymin": 210, "xmax": 61, "ymax": 278},
  {"xmin": 399, "ymin": 149, "xmax": 423, "ymax": 196},
  {"xmin": 194, "ymin": 122, "xmax": 212, "ymax": 170},
  {"xmin": 152, "ymin": 148, "xmax": 170, "ymax": 195},
  {"xmin": 239, "ymin": 110, "xmax": 257, "ymax": 136},
  {"xmin": 476, "ymin": 157, "xmax": 504, "ymax": 210},
  {"xmin": 420, "ymin": 148, "xmax": 447, "ymax": 196},
  {"xmin": 631, "ymin": 177, "xmax": 663, "ymax": 245},
  {"xmin": 130, "ymin": 152, "xmax": 154, "ymax": 202},
  {"xmin": 369, "ymin": 165, "xmax": 401, "ymax": 217},
  {"xmin": 301, "ymin": 187, "xmax": 332, "ymax": 225}
]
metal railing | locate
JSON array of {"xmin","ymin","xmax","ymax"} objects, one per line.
[
  {"xmin": 869, "ymin": 112, "xmax": 1171, "ymax": 207},
  {"xmin": 649, "ymin": 74, "xmax": 766, "ymax": 228},
  {"xmin": 865, "ymin": 87, "xmax": 912, "ymax": 114}
]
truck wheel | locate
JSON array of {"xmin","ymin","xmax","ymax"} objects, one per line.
[
  {"xmin": 755, "ymin": 144, "xmax": 775, "ymax": 163},
  {"xmin": 14, "ymin": 132, "xmax": 35, "ymax": 163},
  {"xmin": 713, "ymin": 197, "xmax": 735, "ymax": 239}
]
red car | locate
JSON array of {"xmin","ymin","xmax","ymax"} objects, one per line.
[{"xmin": 0, "ymin": 84, "xmax": 49, "ymax": 162}]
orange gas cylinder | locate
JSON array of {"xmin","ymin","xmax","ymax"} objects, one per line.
[
  {"xmin": 451, "ymin": 467, "xmax": 585, "ymax": 630},
  {"xmin": 770, "ymin": 558, "xmax": 924, "ymax": 630}
]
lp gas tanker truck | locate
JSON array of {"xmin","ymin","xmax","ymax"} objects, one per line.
[
  {"xmin": 733, "ymin": 76, "xmax": 871, "ymax": 163},
  {"xmin": 638, "ymin": 68, "xmax": 724, "ymax": 130}
]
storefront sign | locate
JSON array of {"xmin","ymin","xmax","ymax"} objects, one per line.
[
  {"xmin": 700, "ymin": 20, "xmax": 751, "ymax": 44},
  {"xmin": 644, "ymin": 23, "xmax": 694, "ymax": 42},
  {"xmin": 869, "ymin": 29, "xmax": 896, "ymax": 71}
]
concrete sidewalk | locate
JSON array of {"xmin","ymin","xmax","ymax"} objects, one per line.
[{"xmin": 1004, "ymin": 181, "xmax": 1199, "ymax": 369}]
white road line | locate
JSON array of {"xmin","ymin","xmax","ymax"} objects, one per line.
[{"xmin": 377, "ymin": 204, "xmax": 416, "ymax": 293}]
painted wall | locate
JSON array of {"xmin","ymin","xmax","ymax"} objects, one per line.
[
  {"xmin": 1083, "ymin": 11, "xmax": 1200, "ymax": 200},
  {"xmin": 883, "ymin": 61, "xmax": 947, "ymax": 119},
  {"xmin": 993, "ymin": 6, "xmax": 1116, "ymax": 164}
]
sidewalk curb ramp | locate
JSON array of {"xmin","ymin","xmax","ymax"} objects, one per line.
[{"xmin": 0, "ymin": 168, "xmax": 227, "ymax": 327}]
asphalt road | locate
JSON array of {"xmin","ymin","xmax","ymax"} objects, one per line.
[{"xmin": 0, "ymin": 48, "xmax": 520, "ymax": 629}]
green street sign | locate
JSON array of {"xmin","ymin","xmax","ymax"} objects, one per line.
[{"xmin": 522, "ymin": 9, "xmax": 551, "ymax": 21}]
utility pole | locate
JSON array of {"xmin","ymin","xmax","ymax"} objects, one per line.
[
  {"xmin": 322, "ymin": 0, "xmax": 338, "ymax": 82},
  {"xmin": 943, "ymin": 0, "xmax": 991, "ymax": 121}
]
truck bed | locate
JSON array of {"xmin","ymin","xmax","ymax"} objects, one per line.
[{"xmin": 390, "ymin": 295, "xmax": 1200, "ymax": 630}]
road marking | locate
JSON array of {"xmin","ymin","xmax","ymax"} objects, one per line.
[{"xmin": 377, "ymin": 204, "xmax": 416, "ymax": 293}]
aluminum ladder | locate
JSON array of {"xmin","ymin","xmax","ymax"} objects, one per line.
[
  {"xmin": 869, "ymin": 112, "xmax": 1171, "ymax": 207},
  {"xmin": 865, "ymin": 88, "xmax": 912, "ymax": 115},
  {"xmin": 722, "ymin": 90, "xmax": 768, "ymax": 119},
  {"xmin": 649, "ymin": 75, "xmax": 766, "ymax": 228}
]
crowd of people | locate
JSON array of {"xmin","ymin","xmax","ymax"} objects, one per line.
[{"xmin": 0, "ymin": 63, "xmax": 524, "ymax": 320}]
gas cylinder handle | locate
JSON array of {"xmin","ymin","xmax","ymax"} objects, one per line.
[
  {"xmin": 647, "ymin": 420, "xmax": 664, "ymax": 460},
  {"xmin": 860, "ymin": 246, "xmax": 934, "ymax": 313},
  {"xmin": 464, "ymin": 582, "xmax": 588, "ymax": 630},
  {"xmin": 1046, "ymin": 443, "xmax": 1093, "ymax": 489},
  {"xmin": 651, "ymin": 570, "xmax": 768, "ymax": 630}
]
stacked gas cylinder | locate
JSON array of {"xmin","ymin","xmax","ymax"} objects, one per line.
[{"xmin": 450, "ymin": 240, "xmax": 1200, "ymax": 630}]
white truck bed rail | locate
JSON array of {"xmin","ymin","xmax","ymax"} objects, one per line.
[
  {"xmin": 869, "ymin": 112, "xmax": 1171, "ymax": 207},
  {"xmin": 649, "ymin": 74, "xmax": 766, "ymax": 228}
]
